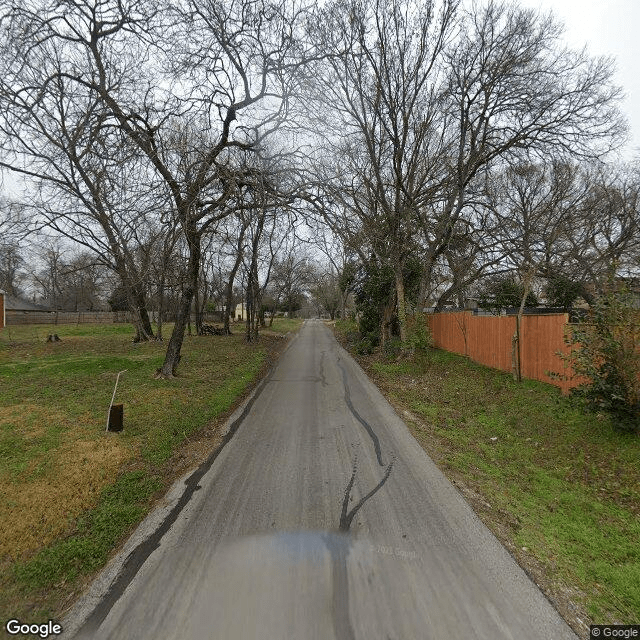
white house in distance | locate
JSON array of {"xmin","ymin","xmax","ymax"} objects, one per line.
[{"xmin": 234, "ymin": 302, "xmax": 247, "ymax": 321}]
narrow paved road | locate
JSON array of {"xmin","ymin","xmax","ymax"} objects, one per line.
[{"xmin": 69, "ymin": 320, "xmax": 577, "ymax": 639}]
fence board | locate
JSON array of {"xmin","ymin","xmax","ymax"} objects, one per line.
[
  {"xmin": 425, "ymin": 311, "xmax": 579, "ymax": 393},
  {"xmin": 6, "ymin": 311, "xmax": 132, "ymax": 325}
]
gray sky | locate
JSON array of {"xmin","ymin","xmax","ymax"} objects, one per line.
[
  {"xmin": 520, "ymin": 0, "xmax": 640, "ymax": 159},
  {"xmin": 1, "ymin": 0, "xmax": 638, "ymax": 201}
]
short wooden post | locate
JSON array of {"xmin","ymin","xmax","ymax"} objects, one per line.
[
  {"xmin": 107, "ymin": 404, "xmax": 124, "ymax": 432},
  {"xmin": 106, "ymin": 370, "xmax": 127, "ymax": 432}
]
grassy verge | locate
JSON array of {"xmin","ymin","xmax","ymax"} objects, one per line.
[
  {"xmin": 334, "ymin": 319, "xmax": 639, "ymax": 637},
  {"xmin": 0, "ymin": 318, "xmax": 301, "ymax": 630},
  {"xmin": 263, "ymin": 316, "xmax": 305, "ymax": 333}
]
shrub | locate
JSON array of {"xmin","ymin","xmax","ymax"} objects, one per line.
[
  {"xmin": 545, "ymin": 274, "xmax": 589, "ymax": 309},
  {"xmin": 405, "ymin": 316, "xmax": 432, "ymax": 353},
  {"xmin": 353, "ymin": 257, "xmax": 422, "ymax": 345},
  {"xmin": 479, "ymin": 275, "xmax": 538, "ymax": 311},
  {"xmin": 568, "ymin": 286, "xmax": 640, "ymax": 432},
  {"xmin": 355, "ymin": 335, "xmax": 376, "ymax": 355}
]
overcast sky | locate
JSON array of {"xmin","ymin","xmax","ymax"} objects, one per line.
[
  {"xmin": 1, "ymin": 0, "xmax": 638, "ymax": 200},
  {"xmin": 519, "ymin": 0, "xmax": 640, "ymax": 159}
]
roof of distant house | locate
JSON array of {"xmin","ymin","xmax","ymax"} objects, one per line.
[{"xmin": 4, "ymin": 295, "xmax": 53, "ymax": 312}]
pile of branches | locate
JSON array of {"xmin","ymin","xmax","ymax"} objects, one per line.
[{"xmin": 199, "ymin": 324, "xmax": 228, "ymax": 336}]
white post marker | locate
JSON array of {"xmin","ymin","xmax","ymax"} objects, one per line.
[{"xmin": 106, "ymin": 370, "xmax": 127, "ymax": 432}]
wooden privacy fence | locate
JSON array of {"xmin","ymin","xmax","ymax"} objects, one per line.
[
  {"xmin": 424, "ymin": 311, "xmax": 580, "ymax": 394},
  {"xmin": 5, "ymin": 310, "xmax": 224, "ymax": 326},
  {"xmin": 5, "ymin": 310, "xmax": 132, "ymax": 325}
]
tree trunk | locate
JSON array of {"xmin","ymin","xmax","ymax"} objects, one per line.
[
  {"xmin": 223, "ymin": 287, "xmax": 235, "ymax": 335},
  {"xmin": 100, "ymin": 220, "xmax": 154, "ymax": 343},
  {"xmin": 245, "ymin": 207, "xmax": 266, "ymax": 342},
  {"xmin": 395, "ymin": 269, "xmax": 408, "ymax": 344},
  {"xmin": 223, "ymin": 221, "xmax": 247, "ymax": 335},
  {"xmin": 194, "ymin": 282, "xmax": 202, "ymax": 336},
  {"xmin": 252, "ymin": 265, "xmax": 262, "ymax": 340},
  {"xmin": 246, "ymin": 260, "xmax": 260, "ymax": 342},
  {"xmin": 156, "ymin": 279, "xmax": 165, "ymax": 341},
  {"xmin": 379, "ymin": 294, "xmax": 395, "ymax": 348},
  {"xmin": 121, "ymin": 278, "xmax": 153, "ymax": 343},
  {"xmin": 224, "ymin": 258, "xmax": 242, "ymax": 335},
  {"xmin": 511, "ymin": 268, "xmax": 536, "ymax": 382},
  {"xmin": 132, "ymin": 284, "xmax": 154, "ymax": 342},
  {"xmin": 245, "ymin": 280, "xmax": 256, "ymax": 342},
  {"xmin": 157, "ymin": 231, "xmax": 201, "ymax": 378}
]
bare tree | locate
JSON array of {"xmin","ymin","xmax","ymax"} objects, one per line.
[
  {"xmin": 486, "ymin": 159, "xmax": 588, "ymax": 379},
  {"xmin": 310, "ymin": 264, "xmax": 341, "ymax": 319},
  {"xmin": 565, "ymin": 163, "xmax": 640, "ymax": 293},
  {"xmin": 308, "ymin": 0, "xmax": 625, "ymax": 346},
  {"xmin": 31, "ymin": 240, "xmax": 67, "ymax": 309},
  {"xmin": 270, "ymin": 249, "xmax": 314, "ymax": 318},
  {"xmin": 219, "ymin": 210, "xmax": 250, "ymax": 335},
  {"xmin": 420, "ymin": 1, "xmax": 624, "ymax": 305},
  {"xmin": 0, "ymin": 0, "xmax": 316, "ymax": 375},
  {"xmin": 308, "ymin": 0, "xmax": 456, "ymax": 344},
  {"xmin": 0, "ymin": 238, "xmax": 25, "ymax": 296},
  {"xmin": 0, "ymin": 15, "xmax": 165, "ymax": 340},
  {"xmin": 241, "ymin": 167, "xmax": 298, "ymax": 341}
]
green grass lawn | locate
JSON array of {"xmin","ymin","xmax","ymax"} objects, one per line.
[
  {"xmin": 0, "ymin": 319, "xmax": 300, "ymax": 628},
  {"xmin": 264, "ymin": 316, "xmax": 306, "ymax": 333},
  {"xmin": 334, "ymin": 319, "xmax": 640, "ymax": 633}
]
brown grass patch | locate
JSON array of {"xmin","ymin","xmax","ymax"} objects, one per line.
[
  {"xmin": 0, "ymin": 437, "xmax": 131, "ymax": 563},
  {"xmin": 0, "ymin": 404, "xmax": 63, "ymax": 439},
  {"xmin": 0, "ymin": 323, "xmax": 299, "ymax": 627}
]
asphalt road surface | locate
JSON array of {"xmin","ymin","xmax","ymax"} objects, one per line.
[{"xmin": 68, "ymin": 319, "xmax": 577, "ymax": 640}]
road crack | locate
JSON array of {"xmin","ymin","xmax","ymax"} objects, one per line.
[
  {"xmin": 338, "ymin": 358, "xmax": 385, "ymax": 466},
  {"xmin": 339, "ymin": 457, "xmax": 394, "ymax": 532}
]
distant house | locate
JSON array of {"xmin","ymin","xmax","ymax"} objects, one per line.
[
  {"xmin": 4, "ymin": 295, "xmax": 54, "ymax": 324},
  {"xmin": 235, "ymin": 302, "xmax": 247, "ymax": 321}
]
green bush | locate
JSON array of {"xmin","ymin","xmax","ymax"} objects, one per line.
[
  {"xmin": 479, "ymin": 275, "xmax": 538, "ymax": 311},
  {"xmin": 568, "ymin": 286, "xmax": 640, "ymax": 432},
  {"xmin": 353, "ymin": 257, "xmax": 422, "ymax": 345},
  {"xmin": 405, "ymin": 316, "xmax": 432, "ymax": 353},
  {"xmin": 546, "ymin": 274, "xmax": 589, "ymax": 309},
  {"xmin": 355, "ymin": 335, "xmax": 376, "ymax": 355}
]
